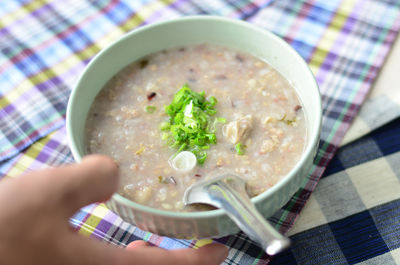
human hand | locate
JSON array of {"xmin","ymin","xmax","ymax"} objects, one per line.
[{"xmin": 0, "ymin": 155, "xmax": 228, "ymax": 265}]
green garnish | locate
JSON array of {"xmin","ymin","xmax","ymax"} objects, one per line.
[
  {"xmin": 159, "ymin": 121, "xmax": 170, "ymax": 130},
  {"xmin": 145, "ymin": 105, "xmax": 156, "ymax": 113},
  {"xmin": 161, "ymin": 132, "xmax": 169, "ymax": 140},
  {"xmin": 216, "ymin": 117, "xmax": 227, "ymax": 123},
  {"xmin": 279, "ymin": 114, "xmax": 296, "ymax": 125},
  {"xmin": 161, "ymin": 84, "xmax": 222, "ymax": 164},
  {"xmin": 235, "ymin": 143, "xmax": 245, "ymax": 155}
]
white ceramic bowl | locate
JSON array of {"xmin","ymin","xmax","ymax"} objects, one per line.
[{"xmin": 67, "ymin": 16, "xmax": 322, "ymax": 239}]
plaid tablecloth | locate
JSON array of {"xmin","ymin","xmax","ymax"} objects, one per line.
[
  {"xmin": 1, "ymin": 0, "xmax": 400, "ymax": 264},
  {"xmin": 341, "ymin": 37, "xmax": 400, "ymax": 146},
  {"xmin": 272, "ymin": 118, "xmax": 400, "ymax": 264}
]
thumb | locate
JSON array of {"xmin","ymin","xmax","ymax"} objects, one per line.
[{"xmin": 39, "ymin": 155, "xmax": 119, "ymax": 217}]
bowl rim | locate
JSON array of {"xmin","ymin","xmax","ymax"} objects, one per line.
[{"xmin": 67, "ymin": 15, "xmax": 322, "ymax": 220}]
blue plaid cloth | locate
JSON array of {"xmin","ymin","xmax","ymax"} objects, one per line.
[{"xmin": 271, "ymin": 117, "xmax": 400, "ymax": 264}]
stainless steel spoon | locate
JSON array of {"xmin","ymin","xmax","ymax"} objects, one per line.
[{"xmin": 183, "ymin": 174, "xmax": 290, "ymax": 255}]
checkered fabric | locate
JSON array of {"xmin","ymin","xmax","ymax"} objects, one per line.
[
  {"xmin": 1, "ymin": 0, "xmax": 400, "ymax": 264},
  {"xmin": 341, "ymin": 40, "xmax": 400, "ymax": 146},
  {"xmin": 2, "ymin": 119, "xmax": 400, "ymax": 264},
  {"xmin": 271, "ymin": 117, "xmax": 400, "ymax": 264}
]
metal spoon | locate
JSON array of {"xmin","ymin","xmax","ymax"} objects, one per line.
[{"xmin": 183, "ymin": 174, "xmax": 290, "ymax": 255}]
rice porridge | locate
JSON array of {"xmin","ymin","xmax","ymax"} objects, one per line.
[{"xmin": 85, "ymin": 44, "xmax": 307, "ymax": 212}]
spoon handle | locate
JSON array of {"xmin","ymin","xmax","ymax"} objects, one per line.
[{"xmin": 207, "ymin": 179, "xmax": 290, "ymax": 255}]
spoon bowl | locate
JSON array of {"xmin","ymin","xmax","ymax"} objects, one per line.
[{"xmin": 183, "ymin": 174, "xmax": 290, "ymax": 255}]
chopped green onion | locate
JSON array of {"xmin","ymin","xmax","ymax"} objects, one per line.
[
  {"xmin": 160, "ymin": 121, "xmax": 170, "ymax": 131},
  {"xmin": 170, "ymin": 151, "xmax": 197, "ymax": 172},
  {"xmin": 235, "ymin": 143, "xmax": 245, "ymax": 155},
  {"xmin": 177, "ymin": 143, "xmax": 187, "ymax": 154},
  {"xmin": 161, "ymin": 132, "xmax": 169, "ymax": 140},
  {"xmin": 197, "ymin": 151, "xmax": 207, "ymax": 164},
  {"xmin": 208, "ymin": 96, "xmax": 217, "ymax": 106},
  {"xmin": 216, "ymin": 117, "xmax": 227, "ymax": 124},
  {"xmin": 160, "ymin": 84, "xmax": 224, "ymax": 164},
  {"xmin": 145, "ymin": 105, "xmax": 156, "ymax": 113}
]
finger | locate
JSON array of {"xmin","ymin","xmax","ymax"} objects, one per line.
[
  {"xmin": 126, "ymin": 240, "xmax": 150, "ymax": 250},
  {"xmin": 61, "ymin": 232, "xmax": 128, "ymax": 265},
  {"xmin": 122, "ymin": 242, "xmax": 228, "ymax": 265},
  {"xmin": 36, "ymin": 155, "xmax": 119, "ymax": 216},
  {"xmin": 65, "ymin": 232, "xmax": 228, "ymax": 265},
  {"xmin": 169, "ymin": 243, "xmax": 228, "ymax": 265}
]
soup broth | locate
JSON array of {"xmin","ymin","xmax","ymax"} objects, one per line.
[{"xmin": 85, "ymin": 44, "xmax": 306, "ymax": 211}]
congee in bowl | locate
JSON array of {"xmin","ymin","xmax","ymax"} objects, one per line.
[
  {"xmin": 67, "ymin": 16, "xmax": 321, "ymax": 238},
  {"xmin": 85, "ymin": 44, "xmax": 306, "ymax": 212}
]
